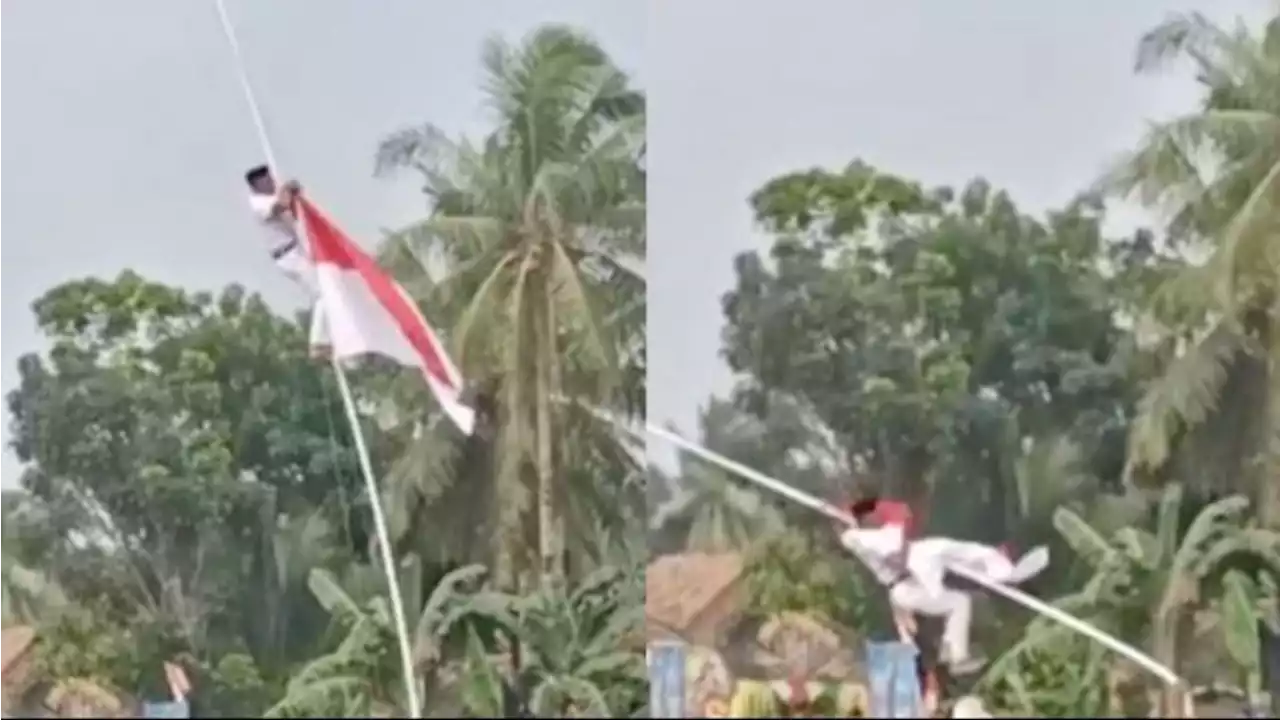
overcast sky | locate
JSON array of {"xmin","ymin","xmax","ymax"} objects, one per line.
[
  {"xmin": 0, "ymin": 0, "xmax": 644, "ymax": 487},
  {"xmin": 646, "ymin": 0, "xmax": 1272, "ymax": 469}
]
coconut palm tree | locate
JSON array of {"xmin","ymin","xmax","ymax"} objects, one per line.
[
  {"xmin": 373, "ymin": 24, "xmax": 646, "ymax": 589},
  {"xmin": 1102, "ymin": 11, "xmax": 1280, "ymax": 516},
  {"xmin": 652, "ymin": 400, "xmax": 791, "ymax": 552},
  {"xmin": 657, "ymin": 476, "xmax": 782, "ymax": 553},
  {"xmin": 240, "ymin": 498, "xmax": 348, "ymax": 673}
]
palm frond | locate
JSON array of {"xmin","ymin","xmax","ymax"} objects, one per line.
[{"xmin": 1125, "ymin": 318, "xmax": 1247, "ymax": 479}]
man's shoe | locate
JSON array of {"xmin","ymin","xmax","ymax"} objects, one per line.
[
  {"xmin": 1008, "ymin": 546, "xmax": 1051, "ymax": 584},
  {"xmin": 946, "ymin": 656, "xmax": 987, "ymax": 677}
]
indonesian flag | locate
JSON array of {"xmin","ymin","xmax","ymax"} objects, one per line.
[{"xmin": 296, "ymin": 197, "xmax": 475, "ymax": 435}]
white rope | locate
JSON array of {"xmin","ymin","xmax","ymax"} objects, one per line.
[
  {"xmin": 644, "ymin": 423, "xmax": 1184, "ymax": 688},
  {"xmin": 210, "ymin": 2, "xmax": 423, "ymax": 715},
  {"xmin": 212, "ymin": 0, "xmax": 278, "ymax": 172}
]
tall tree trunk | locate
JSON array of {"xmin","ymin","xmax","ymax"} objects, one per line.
[
  {"xmin": 1243, "ymin": 298, "xmax": 1276, "ymax": 526},
  {"xmin": 1168, "ymin": 297, "xmax": 1275, "ymax": 524},
  {"xmin": 547, "ymin": 289, "xmax": 567, "ymax": 579},
  {"xmin": 496, "ymin": 378, "xmax": 522, "ymax": 594},
  {"xmin": 1152, "ymin": 609, "xmax": 1181, "ymax": 717},
  {"xmin": 536, "ymin": 297, "xmax": 558, "ymax": 585}
]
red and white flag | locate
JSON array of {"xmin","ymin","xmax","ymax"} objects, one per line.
[{"xmin": 297, "ymin": 197, "xmax": 475, "ymax": 435}]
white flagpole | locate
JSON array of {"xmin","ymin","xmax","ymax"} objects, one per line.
[{"xmin": 211, "ymin": 1, "xmax": 422, "ymax": 716}]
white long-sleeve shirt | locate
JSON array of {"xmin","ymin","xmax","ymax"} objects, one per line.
[
  {"xmin": 248, "ymin": 191, "xmax": 302, "ymax": 256},
  {"xmin": 840, "ymin": 524, "xmax": 907, "ymax": 586}
]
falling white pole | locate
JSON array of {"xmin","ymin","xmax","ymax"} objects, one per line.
[
  {"xmin": 645, "ymin": 423, "xmax": 1184, "ymax": 689},
  {"xmin": 211, "ymin": 1, "xmax": 422, "ymax": 716}
]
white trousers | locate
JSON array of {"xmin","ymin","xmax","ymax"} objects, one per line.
[
  {"xmin": 843, "ymin": 526, "xmax": 1049, "ymax": 664},
  {"xmin": 889, "ymin": 579, "xmax": 973, "ymax": 663},
  {"xmin": 899, "ymin": 539, "xmax": 1048, "ymax": 663},
  {"xmin": 906, "ymin": 538, "xmax": 1047, "ymax": 599},
  {"xmin": 274, "ymin": 247, "xmax": 330, "ymax": 349}
]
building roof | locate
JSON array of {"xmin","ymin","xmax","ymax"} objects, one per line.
[
  {"xmin": 645, "ymin": 552, "xmax": 745, "ymax": 633},
  {"xmin": 1, "ymin": 627, "xmax": 36, "ymax": 678}
]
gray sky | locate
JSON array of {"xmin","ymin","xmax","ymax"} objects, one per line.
[
  {"xmin": 647, "ymin": 0, "xmax": 1272, "ymax": 470},
  {"xmin": 0, "ymin": 0, "xmax": 644, "ymax": 487}
]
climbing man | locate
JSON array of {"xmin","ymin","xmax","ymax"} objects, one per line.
[
  {"xmin": 244, "ymin": 164, "xmax": 330, "ymax": 359},
  {"xmin": 837, "ymin": 495, "xmax": 1050, "ymax": 676}
]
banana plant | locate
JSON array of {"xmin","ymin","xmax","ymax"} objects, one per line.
[
  {"xmin": 263, "ymin": 568, "xmax": 400, "ymax": 718},
  {"xmin": 978, "ymin": 485, "xmax": 1280, "ymax": 716},
  {"xmin": 1218, "ymin": 569, "xmax": 1279, "ymax": 710},
  {"xmin": 459, "ymin": 564, "xmax": 647, "ymax": 717},
  {"xmin": 458, "ymin": 625, "xmax": 513, "ymax": 716},
  {"xmin": 265, "ymin": 562, "xmax": 497, "ymax": 717}
]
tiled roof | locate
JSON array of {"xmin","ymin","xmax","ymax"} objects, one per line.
[
  {"xmin": 1, "ymin": 627, "xmax": 35, "ymax": 678},
  {"xmin": 645, "ymin": 552, "xmax": 745, "ymax": 632}
]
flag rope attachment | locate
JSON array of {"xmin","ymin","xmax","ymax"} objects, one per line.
[
  {"xmin": 638, "ymin": 422, "xmax": 1184, "ymax": 690},
  {"xmin": 211, "ymin": 1, "xmax": 423, "ymax": 716}
]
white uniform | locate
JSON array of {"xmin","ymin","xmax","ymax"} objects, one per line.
[
  {"xmin": 840, "ymin": 525, "xmax": 1049, "ymax": 666},
  {"xmin": 248, "ymin": 191, "xmax": 329, "ymax": 349}
]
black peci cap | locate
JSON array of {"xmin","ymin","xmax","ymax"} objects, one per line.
[{"xmin": 244, "ymin": 164, "xmax": 271, "ymax": 186}]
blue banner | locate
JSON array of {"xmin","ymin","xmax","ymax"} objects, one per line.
[
  {"xmin": 141, "ymin": 700, "xmax": 190, "ymax": 719},
  {"xmin": 865, "ymin": 641, "xmax": 921, "ymax": 718},
  {"xmin": 648, "ymin": 641, "xmax": 687, "ymax": 719}
]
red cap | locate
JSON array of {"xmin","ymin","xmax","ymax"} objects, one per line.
[
  {"xmin": 847, "ymin": 497, "xmax": 880, "ymax": 518},
  {"xmin": 875, "ymin": 500, "xmax": 917, "ymax": 537}
]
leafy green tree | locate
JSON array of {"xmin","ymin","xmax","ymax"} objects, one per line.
[
  {"xmin": 723, "ymin": 164, "xmax": 1145, "ymax": 543},
  {"xmin": 4, "ymin": 272, "xmax": 374, "ymax": 710},
  {"xmin": 373, "ymin": 24, "xmax": 646, "ymax": 589},
  {"xmin": 28, "ymin": 602, "xmax": 142, "ymax": 697},
  {"xmin": 2, "ymin": 494, "xmax": 70, "ymax": 624}
]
